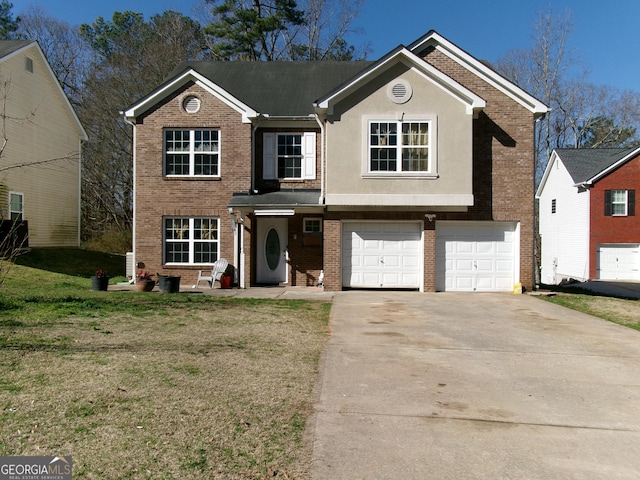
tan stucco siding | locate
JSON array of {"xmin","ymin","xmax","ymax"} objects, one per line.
[
  {"xmin": 0, "ymin": 47, "xmax": 82, "ymax": 246},
  {"xmin": 325, "ymin": 64, "xmax": 473, "ymax": 205}
]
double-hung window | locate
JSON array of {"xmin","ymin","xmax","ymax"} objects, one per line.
[
  {"xmin": 164, "ymin": 217, "xmax": 219, "ymax": 264},
  {"xmin": 605, "ymin": 189, "xmax": 635, "ymax": 216},
  {"xmin": 9, "ymin": 192, "xmax": 23, "ymax": 222},
  {"xmin": 369, "ymin": 120, "xmax": 431, "ymax": 173},
  {"xmin": 262, "ymin": 132, "xmax": 316, "ymax": 180},
  {"xmin": 165, "ymin": 129, "xmax": 220, "ymax": 176}
]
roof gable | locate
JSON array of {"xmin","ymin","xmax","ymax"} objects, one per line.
[
  {"xmin": 409, "ymin": 30, "xmax": 548, "ymax": 116},
  {"xmin": 536, "ymin": 146, "xmax": 640, "ymax": 196},
  {"xmin": 314, "ymin": 46, "xmax": 486, "ymax": 116},
  {"xmin": 0, "ymin": 40, "xmax": 87, "ymax": 140}
]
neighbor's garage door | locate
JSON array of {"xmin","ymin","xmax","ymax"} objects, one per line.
[
  {"xmin": 436, "ymin": 222, "xmax": 518, "ymax": 292},
  {"xmin": 342, "ymin": 222, "xmax": 422, "ymax": 289},
  {"xmin": 597, "ymin": 244, "xmax": 640, "ymax": 280}
]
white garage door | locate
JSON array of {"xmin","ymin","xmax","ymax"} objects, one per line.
[
  {"xmin": 597, "ymin": 244, "xmax": 640, "ymax": 280},
  {"xmin": 342, "ymin": 222, "xmax": 422, "ymax": 289},
  {"xmin": 436, "ymin": 222, "xmax": 518, "ymax": 292}
]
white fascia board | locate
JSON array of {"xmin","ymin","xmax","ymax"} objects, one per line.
[
  {"xmin": 586, "ymin": 145, "xmax": 640, "ymax": 185},
  {"xmin": 412, "ymin": 32, "xmax": 548, "ymax": 116},
  {"xmin": 124, "ymin": 69, "xmax": 257, "ymax": 123},
  {"xmin": 315, "ymin": 48, "xmax": 485, "ymax": 115},
  {"xmin": 325, "ymin": 193, "xmax": 474, "ymax": 206},
  {"xmin": 535, "ymin": 150, "xmax": 559, "ymax": 198}
]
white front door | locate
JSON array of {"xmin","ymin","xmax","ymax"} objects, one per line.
[{"xmin": 257, "ymin": 218, "xmax": 288, "ymax": 284}]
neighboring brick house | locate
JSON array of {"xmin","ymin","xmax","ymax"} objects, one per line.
[
  {"xmin": 124, "ymin": 30, "xmax": 547, "ymax": 292},
  {"xmin": 537, "ymin": 146, "xmax": 640, "ymax": 284}
]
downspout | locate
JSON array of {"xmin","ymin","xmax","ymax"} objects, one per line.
[
  {"xmin": 314, "ymin": 113, "xmax": 325, "ymax": 204},
  {"xmin": 123, "ymin": 115, "xmax": 136, "ymax": 280}
]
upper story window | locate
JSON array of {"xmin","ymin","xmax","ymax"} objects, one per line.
[
  {"xmin": 164, "ymin": 129, "xmax": 220, "ymax": 177},
  {"xmin": 164, "ymin": 217, "xmax": 219, "ymax": 264},
  {"xmin": 9, "ymin": 192, "xmax": 23, "ymax": 222},
  {"xmin": 605, "ymin": 189, "xmax": 635, "ymax": 217},
  {"xmin": 369, "ymin": 120, "xmax": 432, "ymax": 174},
  {"xmin": 263, "ymin": 132, "xmax": 316, "ymax": 180}
]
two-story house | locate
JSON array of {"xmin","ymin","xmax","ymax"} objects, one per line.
[
  {"xmin": 124, "ymin": 30, "xmax": 547, "ymax": 292},
  {"xmin": 537, "ymin": 146, "xmax": 640, "ymax": 284},
  {"xmin": 0, "ymin": 41, "xmax": 87, "ymax": 248}
]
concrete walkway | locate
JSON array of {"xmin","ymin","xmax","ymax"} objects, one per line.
[{"xmin": 309, "ymin": 291, "xmax": 640, "ymax": 479}]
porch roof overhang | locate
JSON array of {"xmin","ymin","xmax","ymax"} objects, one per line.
[{"xmin": 228, "ymin": 189, "xmax": 323, "ymax": 214}]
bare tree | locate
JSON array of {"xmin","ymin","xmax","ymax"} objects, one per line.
[
  {"xmin": 495, "ymin": 9, "xmax": 640, "ymax": 181},
  {"xmin": 14, "ymin": 6, "xmax": 90, "ymax": 107}
]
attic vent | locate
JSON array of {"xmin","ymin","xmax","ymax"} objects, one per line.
[
  {"xmin": 387, "ymin": 79, "xmax": 412, "ymax": 104},
  {"xmin": 25, "ymin": 57, "xmax": 33, "ymax": 73},
  {"xmin": 183, "ymin": 95, "xmax": 201, "ymax": 113}
]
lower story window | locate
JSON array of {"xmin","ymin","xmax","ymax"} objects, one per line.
[
  {"xmin": 9, "ymin": 192, "xmax": 23, "ymax": 222},
  {"xmin": 164, "ymin": 217, "xmax": 219, "ymax": 264}
]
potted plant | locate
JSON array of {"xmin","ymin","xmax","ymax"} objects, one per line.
[
  {"xmin": 91, "ymin": 269, "xmax": 109, "ymax": 291},
  {"xmin": 136, "ymin": 270, "xmax": 155, "ymax": 292}
]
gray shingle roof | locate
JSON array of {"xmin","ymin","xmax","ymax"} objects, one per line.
[
  {"xmin": 169, "ymin": 61, "xmax": 373, "ymax": 116},
  {"xmin": 0, "ymin": 40, "xmax": 34, "ymax": 59},
  {"xmin": 228, "ymin": 189, "xmax": 321, "ymax": 208},
  {"xmin": 555, "ymin": 147, "xmax": 639, "ymax": 183}
]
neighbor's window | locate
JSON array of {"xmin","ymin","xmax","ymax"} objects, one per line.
[
  {"xmin": 605, "ymin": 189, "xmax": 635, "ymax": 216},
  {"xmin": 164, "ymin": 217, "xmax": 219, "ymax": 264},
  {"xmin": 9, "ymin": 192, "xmax": 23, "ymax": 222},
  {"xmin": 303, "ymin": 218, "xmax": 322, "ymax": 247},
  {"xmin": 369, "ymin": 120, "xmax": 430, "ymax": 173},
  {"xmin": 164, "ymin": 129, "xmax": 220, "ymax": 176}
]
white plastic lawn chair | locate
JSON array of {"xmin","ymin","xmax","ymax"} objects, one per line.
[{"xmin": 194, "ymin": 258, "xmax": 229, "ymax": 288}]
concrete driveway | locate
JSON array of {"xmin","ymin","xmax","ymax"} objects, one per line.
[{"xmin": 309, "ymin": 292, "xmax": 640, "ymax": 479}]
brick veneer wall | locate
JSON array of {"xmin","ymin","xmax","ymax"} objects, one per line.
[
  {"xmin": 589, "ymin": 153, "xmax": 640, "ymax": 279},
  {"xmin": 134, "ymin": 82, "xmax": 252, "ymax": 285},
  {"xmin": 421, "ymin": 48, "xmax": 538, "ymax": 291}
]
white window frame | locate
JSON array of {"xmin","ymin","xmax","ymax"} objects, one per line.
[
  {"xmin": 363, "ymin": 115, "xmax": 437, "ymax": 177},
  {"xmin": 9, "ymin": 191, "xmax": 23, "ymax": 222},
  {"xmin": 303, "ymin": 217, "xmax": 322, "ymax": 234},
  {"xmin": 163, "ymin": 217, "xmax": 220, "ymax": 265},
  {"xmin": 164, "ymin": 129, "xmax": 221, "ymax": 177},
  {"xmin": 611, "ymin": 190, "xmax": 628, "ymax": 216},
  {"xmin": 263, "ymin": 131, "xmax": 316, "ymax": 180}
]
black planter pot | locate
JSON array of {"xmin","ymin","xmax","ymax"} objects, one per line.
[
  {"xmin": 158, "ymin": 275, "xmax": 181, "ymax": 293},
  {"xmin": 91, "ymin": 275, "xmax": 109, "ymax": 291}
]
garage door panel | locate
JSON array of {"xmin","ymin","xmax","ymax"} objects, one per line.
[
  {"xmin": 597, "ymin": 244, "xmax": 640, "ymax": 280},
  {"xmin": 343, "ymin": 222, "xmax": 422, "ymax": 289},
  {"xmin": 436, "ymin": 222, "xmax": 517, "ymax": 292}
]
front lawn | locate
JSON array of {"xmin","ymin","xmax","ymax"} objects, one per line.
[{"xmin": 0, "ymin": 262, "xmax": 331, "ymax": 478}]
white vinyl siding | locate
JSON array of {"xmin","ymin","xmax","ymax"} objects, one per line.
[{"xmin": 538, "ymin": 158, "xmax": 590, "ymax": 284}]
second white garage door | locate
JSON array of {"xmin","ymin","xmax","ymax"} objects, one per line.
[
  {"xmin": 436, "ymin": 222, "xmax": 518, "ymax": 292},
  {"xmin": 597, "ymin": 244, "xmax": 640, "ymax": 280},
  {"xmin": 342, "ymin": 221, "xmax": 422, "ymax": 289}
]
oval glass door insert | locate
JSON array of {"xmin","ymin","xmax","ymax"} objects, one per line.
[{"xmin": 265, "ymin": 228, "xmax": 281, "ymax": 271}]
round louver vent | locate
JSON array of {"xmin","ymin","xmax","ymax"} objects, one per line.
[
  {"xmin": 183, "ymin": 95, "xmax": 201, "ymax": 113},
  {"xmin": 387, "ymin": 79, "xmax": 412, "ymax": 104}
]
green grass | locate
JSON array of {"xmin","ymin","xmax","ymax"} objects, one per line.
[{"xmin": 0, "ymin": 252, "xmax": 331, "ymax": 478}]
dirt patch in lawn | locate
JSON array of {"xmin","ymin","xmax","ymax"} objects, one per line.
[{"xmin": 0, "ymin": 297, "xmax": 331, "ymax": 478}]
